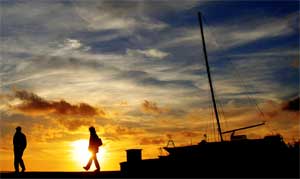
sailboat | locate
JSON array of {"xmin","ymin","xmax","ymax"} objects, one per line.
[{"xmin": 120, "ymin": 12, "xmax": 299, "ymax": 178}]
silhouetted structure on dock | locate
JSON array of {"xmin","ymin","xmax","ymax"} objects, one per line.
[{"xmin": 120, "ymin": 12, "xmax": 300, "ymax": 178}]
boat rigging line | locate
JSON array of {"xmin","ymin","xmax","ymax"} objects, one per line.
[{"xmin": 200, "ymin": 14, "xmax": 269, "ymax": 123}]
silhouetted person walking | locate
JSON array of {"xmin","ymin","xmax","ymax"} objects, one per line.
[
  {"xmin": 13, "ymin": 126, "xmax": 26, "ymax": 173},
  {"xmin": 83, "ymin": 126, "xmax": 102, "ymax": 172}
]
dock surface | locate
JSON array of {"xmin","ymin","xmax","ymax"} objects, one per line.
[{"xmin": 0, "ymin": 171, "xmax": 122, "ymax": 178}]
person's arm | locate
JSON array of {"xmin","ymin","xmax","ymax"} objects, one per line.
[
  {"xmin": 24, "ymin": 135, "xmax": 27, "ymax": 149},
  {"xmin": 88, "ymin": 136, "xmax": 92, "ymax": 151},
  {"xmin": 13, "ymin": 134, "xmax": 16, "ymax": 146}
]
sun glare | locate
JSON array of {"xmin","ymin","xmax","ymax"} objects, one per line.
[
  {"xmin": 71, "ymin": 140, "xmax": 106, "ymax": 169},
  {"xmin": 72, "ymin": 140, "xmax": 91, "ymax": 167}
]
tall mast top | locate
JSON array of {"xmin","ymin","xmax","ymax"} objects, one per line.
[{"xmin": 197, "ymin": 12, "xmax": 223, "ymax": 142}]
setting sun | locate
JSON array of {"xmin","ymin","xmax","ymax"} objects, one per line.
[
  {"xmin": 71, "ymin": 140, "xmax": 106, "ymax": 170},
  {"xmin": 72, "ymin": 140, "xmax": 91, "ymax": 167}
]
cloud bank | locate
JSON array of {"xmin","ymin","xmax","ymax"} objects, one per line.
[{"xmin": 13, "ymin": 89, "xmax": 103, "ymax": 117}]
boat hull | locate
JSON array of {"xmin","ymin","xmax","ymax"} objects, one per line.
[{"xmin": 120, "ymin": 135, "xmax": 299, "ymax": 177}]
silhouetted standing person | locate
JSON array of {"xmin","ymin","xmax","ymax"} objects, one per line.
[
  {"xmin": 13, "ymin": 126, "xmax": 26, "ymax": 173},
  {"xmin": 83, "ymin": 126, "xmax": 102, "ymax": 172}
]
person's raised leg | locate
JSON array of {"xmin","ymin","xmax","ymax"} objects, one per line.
[{"xmin": 83, "ymin": 156, "xmax": 93, "ymax": 171}]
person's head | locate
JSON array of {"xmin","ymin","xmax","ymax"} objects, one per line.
[
  {"xmin": 89, "ymin": 126, "xmax": 96, "ymax": 134},
  {"xmin": 16, "ymin": 126, "xmax": 22, "ymax": 132}
]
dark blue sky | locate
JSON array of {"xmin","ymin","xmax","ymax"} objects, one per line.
[{"xmin": 1, "ymin": 0, "xmax": 299, "ymax": 114}]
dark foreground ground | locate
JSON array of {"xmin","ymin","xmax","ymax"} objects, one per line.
[
  {"xmin": 0, "ymin": 171, "xmax": 122, "ymax": 178},
  {"xmin": 1, "ymin": 171, "xmax": 299, "ymax": 179}
]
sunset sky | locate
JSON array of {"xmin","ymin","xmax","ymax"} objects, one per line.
[{"xmin": 0, "ymin": 1, "xmax": 299, "ymax": 171}]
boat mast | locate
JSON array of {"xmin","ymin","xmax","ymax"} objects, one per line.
[{"xmin": 198, "ymin": 12, "xmax": 223, "ymax": 142}]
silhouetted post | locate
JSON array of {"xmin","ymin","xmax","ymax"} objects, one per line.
[{"xmin": 198, "ymin": 12, "xmax": 223, "ymax": 142}]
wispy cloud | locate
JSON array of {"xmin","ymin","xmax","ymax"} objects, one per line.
[
  {"xmin": 158, "ymin": 11, "xmax": 299, "ymax": 52},
  {"xmin": 127, "ymin": 49, "xmax": 169, "ymax": 59},
  {"xmin": 53, "ymin": 38, "xmax": 90, "ymax": 55},
  {"xmin": 141, "ymin": 100, "xmax": 167, "ymax": 115},
  {"xmin": 74, "ymin": 1, "xmax": 168, "ymax": 32},
  {"xmin": 211, "ymin": 12, "xmax": 298, "ymax": 50}
]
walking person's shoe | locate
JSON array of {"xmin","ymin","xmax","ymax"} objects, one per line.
[
  {"xmin": 83, "ymin": 166, "xmax": 89, "ymax": 171},
  {"xmin": 94, "ymin": 168, "xmax": 100, "ymax": 173}
]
